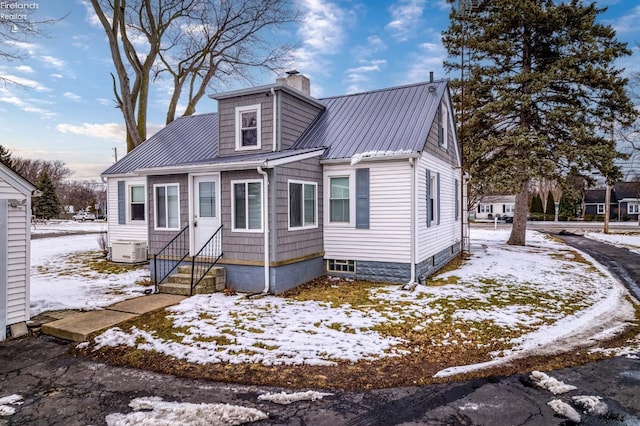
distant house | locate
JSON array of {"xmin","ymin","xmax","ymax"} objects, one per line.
[
  {"xmin": 0, "ymin": 163, "xmax": 36, "ymax": 341},
  {"xmin": 472, "ymin": 195, "xmax": 515, "ymax": 221},
  {"xmin": 583, "ymin": 182, "xmax": 640, "ymax": 221},
  {"xmin": 102, "ymin": 74, "xmax": 465, "ymax": 294}
]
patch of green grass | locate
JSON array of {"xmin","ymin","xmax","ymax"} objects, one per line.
[{"xmin": 252, "ymin": 342, "xmax": 280, "ymax": 350}]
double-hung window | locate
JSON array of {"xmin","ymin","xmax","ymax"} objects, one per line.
[
  {"xmin": 329, "ymin": 176, "xmax": 349, "ymax": 223},
  {"xmin": 129, "ymin": 185, "xmax": 145, "ymax": 221},
  {"xmin": 235, "ymin": 104, "xmax": 261, "ymax": 150},
  {"xmin": 232, "ymin": 180, "xmax": 262, "ymax": 231},
  {"xmin": 628, "ymin": 204, "xmax": 639, "ymax": 214},
  {"xmin": 289, "ymin": 180, "xmax": 317, "ymax": 229},
  {"xmin": 597, "ymin": 204, "xmax": 605, "ymax": 215},
  {"xmin": 155, "ymin": 184, "xmax": 179, "ymax": 230}
]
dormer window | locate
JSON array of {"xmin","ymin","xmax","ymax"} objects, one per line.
[{"xmin": 236, "ymin": 104, "xmax": 261, "ymax": 150}]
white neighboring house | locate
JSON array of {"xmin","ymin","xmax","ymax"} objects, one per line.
[
  {"xmin": 0, "ymin": 163, "xmax": 36, "ymax": 340},
  {"xmin": 473, "ymin": 195, "xmax": 516, "ymax": 221}
]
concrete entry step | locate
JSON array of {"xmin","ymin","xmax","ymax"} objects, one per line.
[
  {"xmin": 41, "ymin": 294, "xmax": 187, "ymax": 342},
  {"xmin": 42, "ymin": 310, "xmax": 138, "ymax": 342}
]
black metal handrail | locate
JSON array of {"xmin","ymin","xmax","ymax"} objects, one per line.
[
  {"xmin": 153, "ymin": 225, "xmax": 189, "ymax": 292},
  {"xmin": 190, "ymin": 225, "xmax": 223, "ymax": 295}
]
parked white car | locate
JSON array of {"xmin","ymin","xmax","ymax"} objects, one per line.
[{"xmin": 72, "ymin": 211, "xmax": 96, "ymax": 221}]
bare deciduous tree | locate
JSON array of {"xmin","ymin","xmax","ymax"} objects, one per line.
[{"xmin": 90, "ymin": 0, "xmax": 297, "ymax": 152}]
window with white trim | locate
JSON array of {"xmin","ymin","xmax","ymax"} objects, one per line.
[
  {"xmin": 329, "ymin": 176, "xmax": 350, "ymax": 223},
  {"xmin": 232, "ymin": 180, "xmax": 262, "ymax": 231},
  {"xmin": 628, "ymin": 204, "xmax": 639, "ymax": 214},
  {"xmin": 129, "ymin": 185, "xmax": 145, "ymax": 221},
  {"xmin": 288, "ymin": 180, "xmax": 317, "ymax": 229},
  {"xmin": 597, "ymin": 204, "xmax": 605, "ymax": 214},
  {"xmin": 442, "ymin": 103, "xmax": 449, "ymax": 148},
  {"xmin": 235, "ymin": 104, "xmax": 261, "ymax": 150},
  {"xmin": 326, "ymin": 259, "xmax": 356, "ymax": 273},
  {"xmin": 155, "ymin": 184, "xmax": 180, "ymax": 230},
  {"xmin": 430, "ymin": 173, "xmax": 438, "ymax": 222},
  {"xmin": 478, "ymin": 204, "xmax": 491, "ymax": 213},
  {"xmin": 504, "ymin": 204, "xmax": 515, "ymax": 214}
]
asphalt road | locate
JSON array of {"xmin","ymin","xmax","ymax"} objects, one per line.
[{"xmin": 2, "ymin": 229, "xmax": 640, "ymax": 425}]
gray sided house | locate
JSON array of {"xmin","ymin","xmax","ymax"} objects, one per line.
[
  {"xmin": 102, "ymin": 75, "xmax": 464, "ymax": 294},
  {"xmin": 0, "ymin": 163, "xmax": 36, "ymax": 340},
  {"xmin": 583, "ymin": 182, "xmax": 640, "ymax": 221}
]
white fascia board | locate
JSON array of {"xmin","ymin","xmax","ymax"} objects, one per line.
[
  {"xmin": 0, "ymin": 166, "xmax": 36, "ymax": 196},
  {"xmin": 264, "ymin": 149, "xmax": 325, "ymax": 167}
]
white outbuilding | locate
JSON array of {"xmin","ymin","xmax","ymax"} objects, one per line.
[{"xmin": 0, "ymin": 163, "xmax": 36, "ymax": 340}]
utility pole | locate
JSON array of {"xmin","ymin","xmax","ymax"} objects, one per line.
[{"xmin": 604, "ymin": 122, "xmax": 614, "ymax": 234}]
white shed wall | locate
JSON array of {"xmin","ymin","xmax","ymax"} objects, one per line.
[{"xmin": 323, "ymin": 160, "xmax": 412, "ymax": 263}]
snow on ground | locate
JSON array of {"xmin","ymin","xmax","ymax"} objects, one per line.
[
  {"xmin": 547, "ymin": 399, "xmax": 581, "ymax": 423},
  {"xmin": 92, "ymin": 229, "xmax": 639, "ymax": 372},
  {"xmin": 585, "ymin": 231, "xmax": 640, "ymax": 254},
  {"xmin": 0, "ymin": 394, "xmax": 23, "ymax": 417},
  {"xmin": 529, "ymin": 371, "xmax": 577, "ymax": 395},
  {"xmin": 105, "ymin": 397, "xmax": 268, "ymax": 426},
  {"xmin": 572, "ymin": 395, "xmax": 608, "ymax": 416},
  {"xmin": 31, "ymin": 219, "xmax": 107, "ymax": 235},
  {"xmin": 30, "ymin": 233, "xmax": 151, "ymax": 315},
  {"xmin": 257, "ymin": 391, "xmax": 332, "ymax": 405}
]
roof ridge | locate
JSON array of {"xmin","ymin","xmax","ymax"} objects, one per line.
[
  {"xmin": 319, "ymin": 79, "xmax": 448, "ymax": 101},
  {"xmin": 175, "ymin": 112, "xmax": 218, "ymax": 120}
]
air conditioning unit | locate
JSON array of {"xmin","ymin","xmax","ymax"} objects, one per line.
[{"xmin": 111, "ymin": 241, "xmax": 147, "ymax": 263}]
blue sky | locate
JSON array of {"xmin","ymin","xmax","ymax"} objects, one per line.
[{"xmin": 0, "ymin": 0, "xmax": 638, "ymax": 181}]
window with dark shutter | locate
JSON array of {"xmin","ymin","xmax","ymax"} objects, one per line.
[
  {"xmin": 426, "ymin": 169, "xmax": 431, "ymax": 227},
  {"xmin": 117, "ymin": 180, "xmax": 125, "ymax": 224}
]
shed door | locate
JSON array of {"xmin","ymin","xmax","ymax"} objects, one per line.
[
  {"xmin": 0, "ymin": 200, "xmax": 7, "ymax": 340},
  {"xmin": 192, "ymin": 175, "xmax": 220, "ymax": 254}
]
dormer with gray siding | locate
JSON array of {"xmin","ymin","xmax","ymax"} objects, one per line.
[{"xmin": 211, "ymin": 75, "xmax": 324, "ymax": 157}]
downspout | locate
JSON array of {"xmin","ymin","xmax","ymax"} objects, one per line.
[
  {"xmin": 403, "ymin": 157, "xmax": 417, "ymax": 290},
  {"xmin": 271, "ymin": 88, "xmax": 277, "ymax": 152},
  {"xmin": 257, "ymin": 166, "xmax": 270, "ymax": 293}
]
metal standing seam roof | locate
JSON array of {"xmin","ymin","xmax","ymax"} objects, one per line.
[
  {"xmin": 102, "ymin": 80, "xmax": 450, "ymax": 175},
  {"xmin": 102, "ymin": 113, "xmax": 219, "ymax": 175},
  {"xmin": 291, "ymin": 80, "xmax": 448, "ymax": 160}
]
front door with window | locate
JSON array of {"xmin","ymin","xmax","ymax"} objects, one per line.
[{"xmin": 193, "ymin": 175, "xmax": 220, "ymax": 254}]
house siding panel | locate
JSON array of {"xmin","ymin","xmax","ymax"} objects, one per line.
[
  {"xmin": 417, "ymin": 152, "xmax": 461, "ymax": 264},
  {"xmin": 220, "ymin": 170, "xmax": 265, "ymax": 262},
  {"xmin": 274, "ymin": 158, "xmax": 323, "ymax": 263},
  {"xmin": 217, "ymin": 93, "xmax": 274, "ymax": 157},
  {"xmin": 323, "ymin": 161, "xmax": 412, "ymax": 263},
  {"xmin": 147, "ymin": 174, "xmax": 190, "ymax": 255},
  {"xmin": 280, "ymin": 92, "xmax": 323, "ymax": 149},
  {"xmin": 106, "ymin": 177, "xmax": 148, "ymax": 247},
  {"xmin": 0, "ymin": 178, "xmax": 22, "ymax": 198}
]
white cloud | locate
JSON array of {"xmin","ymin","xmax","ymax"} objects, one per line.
[
  {"xmin": 64, "ymin": 92, "xmax": 82, "ymax": 102},
  {"xmin": 610, "ymin": 5, "xmax": 640, "ymax": 34},
  {"xmin": 0, "ymin": 74, "xmax": 49, "ymax": 91},
  {"xmin": 344, "ymin": 59, "xmax": 387, "ymax": 94},
  {"xmin": 15, "ymin": 65, "xmax": 34, "ymax": 74},
  {"xmin": 50, "ymin": 73, "xmax": 63, "ymax": 79},
  {"xmin": 402, "ymin": 39, "xmax": 448, "ymax": 85},
  {"xmin": 39, "ymin": 55, "xmax": 66, "ymax": 69},
  {"xmin": 292, "ymin": 0, "xmax": 348, "ymax": 76},
  {"xmin": 385, "ymin": 0, "xmax": 427, "ymax": 42},
  {"xmin": 97, "ymin": 98, "xmax": 112, "ymax": 106},
  {"xmin": 56, "ymin": 122, "xmax": 126, "ymax": 141}
]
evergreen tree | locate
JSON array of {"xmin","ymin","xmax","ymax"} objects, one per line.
[
  {"xmin": 32, "ymin": 171, "xmax": 60, "ymax": 220},
  {"xmin": 530, "ymin": 193, "xmax": 544, "ymax": 220},
  {"xmin": 558, "ymin": 193, "xmax": 579, "ymax": 221},
  {"xmin": 443, "ymin": 0, "xmax": 637, "ymax": 245},
  {"xmin": 0, "ymin": 145, "xmax": 13, "ymax": 168},
  {"xmin": 545, "ymin": 191, "xmax": 556, "ymax": 221}
]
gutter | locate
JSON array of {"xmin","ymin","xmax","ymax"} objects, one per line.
[
  {"xmin": 271, "ymin": 88, "xmax": 277, "ymax": 152},
  {"xmin": 320, "ymin": 153, "xmax": 420, "ymax": 165},
  {"xmin": 257, "ymin": 166, "xmax": 270, "ymax": 293}
]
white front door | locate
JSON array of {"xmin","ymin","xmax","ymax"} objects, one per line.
[{"xmin": 193, "ymin": 175, "xmax": 220, "ymax": 254}]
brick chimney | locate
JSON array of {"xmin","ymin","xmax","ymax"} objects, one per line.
[{"xmin": 276, "ymin": 70, "xmax": 311, "ymax": 96}]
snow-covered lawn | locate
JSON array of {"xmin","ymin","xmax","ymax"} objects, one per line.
[
  {"xmin": 31, "ymin": 233, "xmax": 151, "ymax": 315},
  {"xmin": 31, "ymin": 219, "xmax": 107, "ymax": 235},
  {"xmin": 91, "ymin": 229, "xmax": 640, "ymax": 377}
]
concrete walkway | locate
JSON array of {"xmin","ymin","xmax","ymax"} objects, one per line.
[{"xmin": 41, "ymin": 294, "xmax": 186, "ymax": 342}]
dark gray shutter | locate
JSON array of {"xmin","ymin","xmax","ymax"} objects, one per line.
[
  {"xmin": 117, "ymin": 180, "xmax": 126, "ymax": 224},
  {"xmin": 503, "ymin": 204, "xmax": 506, "ymax": 213},
  {"xmin": 426, "ymin": 169, "xmax": 431, "ymax": 227},
  {"xmin": 436, "ymin": 173, "xmax": 441, "ymax": 225},
  {"xmin": 355, "ymin": 168, "xmax": 370, "ymax": 229},
  {"xmin": 455, "ymin": 179, "xmax": 459, "ymax": 220},
  {"xmin": 490, "ymin": 205, "xmax": 493, "ymax": 213}
]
